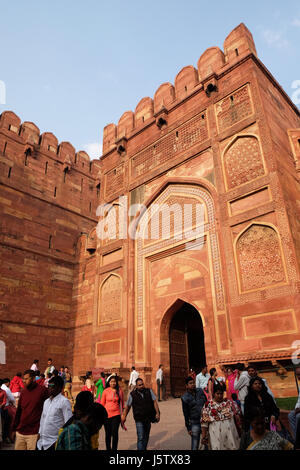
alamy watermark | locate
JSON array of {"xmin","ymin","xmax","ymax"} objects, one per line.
[
  {"xmin": 292, "ymin": 80, "xmax": 300, "ymax": 106},
  {"xmin": 0, "ymin": 80, "xmax": 6, "ymax": 105},
  {"xmin": 96, "ymin": 196, "xmax": 206, "ymax": 251}
]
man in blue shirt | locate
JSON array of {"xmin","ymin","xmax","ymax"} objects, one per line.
[
  {"xmin": 195, "ymin": 365, "xmax": 210, "ymax": 390},
  {"xmin": 181, "ymin": 376, "xmax": 207, "ymax": 450}
]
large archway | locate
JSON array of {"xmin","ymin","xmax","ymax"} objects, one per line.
[{"xmin": 169, "ymin": 302, "xmax": 206, "ymax": 397}]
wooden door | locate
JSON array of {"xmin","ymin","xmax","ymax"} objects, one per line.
[{"xmin": 169, "ymin": 315, "xmax": 189, "ymax": 397}]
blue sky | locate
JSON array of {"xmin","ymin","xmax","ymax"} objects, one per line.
[{"xmin": 1, "ymin": 1, "xmax": 299, "ymax": 159}]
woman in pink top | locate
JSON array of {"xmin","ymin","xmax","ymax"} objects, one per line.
[{"xmin": 99, "ymin": 375, "xmax": 124, "ymax": 450}]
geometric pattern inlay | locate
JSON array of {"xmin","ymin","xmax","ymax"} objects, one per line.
[
  {"xmin": 99, "ymin": 274, "xmax": 122, "ymax": 323},
  {"xmin": 224, "ymin": 136, "xmax": 265, "ymax": 190},
  {"xmin": 236, "ymin": 224, "xmax": 286, "ymax": 292}
]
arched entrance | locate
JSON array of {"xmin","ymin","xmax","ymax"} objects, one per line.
[{"xmin": 169, "ymin": 302, "xmax": 206, "ymax": 397}]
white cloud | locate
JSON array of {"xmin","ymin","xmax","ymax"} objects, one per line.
[
  {"xmin": 83, "ymin": 142, "xmax": 102, "ymax": 159},
  {"xmin": 292, "ymin": 18, "xmax": 300, "ymax": 27},
  {"xmin": 262, "ymin": 29, "xmax": 289, "ymax": 49}
]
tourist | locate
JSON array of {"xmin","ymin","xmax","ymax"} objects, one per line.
[
  {"xmin": 288, "ymin": 366, "xmax": 300, "ymax": 441},
  {"xmin": 234, "ymin": 364, "xmax": 250, "ymax": 414},
  {"xmin": 0, "ymin": 381, "xmax": 7, "ymax": 408},
  {"xmin": 189, "ymin": 368, "xmax": 196, "ymax": 381},
  {"xmin": 0, "ymin": 379, "xmax": 9, "ymax": 444},
  {"xmin": 100, "ymin": 375, "xmax": 124, "ymax": 451},
  {"xmin": 1, "ymin": 378, "xmax": 16, "ymax": 408},
  {"xmin": 156, "ymin": 364, "xmax": 166, "ymax": 402},
  {"xmin": 10, "ymin": 373, "xmax": 24, "ymax": 402},
  {"xmin": 44, "ymin": 358, "xmax": 55, "ymax": 377},
  {"xmin": 129, "ymin": 366, "xmax": 139, "ymax": 392},
  {"xmin": 1, "ymin": 378, "xmax": 17, "ymax": 443},
  {"xmin": 121, "ymin": 377, "xmax": 160, "ymax": 451},
  {"xmin": 82, "ymin": 371, "xmax": 95, "ymax": 396},
  {"xmin": 44, "ymin": 373, "xmax": 52, "ymax": 388},
  {"xmin": 95, "ymin": 372, "xmax": 106, "ymax": 400},
  {"xmin": 30, "ymin": 359, "xmax": 39, "ymax": 372},
  {"xmin": 36, "ymin": 374, "xmax": 46, "ymax": 387},
  {"xmin": 63, "ymin": 367, "xmax": 73, "ymax": 401},
  {"xmin": 13, "ymin": 369, "xmax": 49, "ymax": 450},
  {"xmin": 294, "ymin": 413, "xmax": 300, "ymax": 450},
  {"xmin": 231, "ymin": 393, "xmax": 241, "ymax": 410},
  {"xmin": 243, "ymin": 377, "xmax": 280, "ymax": 431},
  {"xmin": 37, "ymin": 376, "xmax": 72, "ymax": 451},
  {"xmin": 58, "ymin": 366, "xmax": 66, "ymax": 382},
  {"xmin": 196, "ymin": 365, "xmax": 210, "ymax": 394},
  {"xmin": 207, "ymin": 368, "xmax": 226, "ymax": 400},
  {"xmin": 240, "ymin": 407, "xmax": 293, "ymax": 450},
  {"xmin": 201, "ymin": 384, "xmax": 242, "ymax": 450},
  {"xmin": 247, "ymin": 364, "xmax": 275, "ymax": 400},
  {"xmin": 181, "ymin": 376, "xmax": 207, "ymax": 450},
  {"xmin": 56, "ymin": 403, "xmax": 107, "ymax": 451},
  {"xmin": 224, "ymin": 367, "xmax": 238, "ymax": 400},
  {"xmin": 35, "ymin": 370, "xmax": 41, "ymax": 381},
  {"xmin": 57, "ymin": 391, "xmax": 102, "ymax": 450},
  {"xmin": 0, "ymin": 386, "xmax": 6, "ymax": 450}
]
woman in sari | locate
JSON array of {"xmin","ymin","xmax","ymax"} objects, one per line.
[
  {"xmin": 225, "ymin": 367, "xmax": 238, "ymax": 400},
  {"xmin": 95, "ymin": 372, "xmax": 106, "ymax": 401},
  {"xmin": 64, "ymin": 367, "xmax": 73, "ymax": 402},
  {"xmin": 201, "ymin": 384, "xmax": 242, "ymax": 450},
  {"xmin": 240, "ymin": 408, "xmax": 293, "ymax": 450}
]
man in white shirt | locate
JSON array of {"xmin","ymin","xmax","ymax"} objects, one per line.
[
  {"xmin": 195, "ymin": 365, "xmax": 210, "ymax": 390},
  {"xmin": 234, "ymin": 366, "xmax": 250, "ymax": 414},
  {"xmin": 129, "ymin": 367, "xmax": 139, "ymax": 392},
  {"xmin": 288, "ymin": 367, "xmax": 300, "ymax": 440},
  {"xmin": 1, "ymin": 378, "xmax": 16, "ymax": 407},
  {"xmin": 156, "ymin": 364, "xmax": 166, "ymax": 401},
  {"xmin": 44, "ymin": 358, "xmax": 55, "ymax": 377},
  {"xmin": 30, "ymin": 359, "xmax": 39, "ymax": 372},
  {"xmin": 37, "ymin": 376, "xmax": 72, "ymax": 451}
]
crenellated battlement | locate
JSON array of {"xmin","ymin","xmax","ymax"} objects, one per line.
[
  {"xmin": 0, "ymin": 110, "xmax": 101, "ymax": 178},
  {"xmin": 102, "ymin": 23, "xmax": 257, "ymax": 153},
  {"xmin": 0, "ymin": 110, "xmax": 102, "ymax": 223}
]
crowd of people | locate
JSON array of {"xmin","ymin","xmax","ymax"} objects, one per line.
[
  {"xmin": 0, "ymin": 359, "xmax": 299, "ymax": 451},
  {"xmin": 182, "ymin": 363, "xmax": 300, "ymax": 450}
]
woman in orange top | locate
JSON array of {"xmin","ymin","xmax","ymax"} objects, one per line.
[{"xmin": 100, "ymin": 375, "xmax": 124, "ymax": 451}]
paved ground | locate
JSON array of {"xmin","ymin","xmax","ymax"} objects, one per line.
[
  {"xmin": 99, "ymin": 397, "xmax": 191, "ymax": 450},
  {"xmin": 2, "ymin": 399, "xmax": 293, "ymax": 451},
  {"xmin": 1, "ymin": 397, "xmax": 192, "ymax": 451}
]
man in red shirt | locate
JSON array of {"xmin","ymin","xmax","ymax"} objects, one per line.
[{"xmin": 13, "ymin": 369, "xmax": 49, "ymax": 450}]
